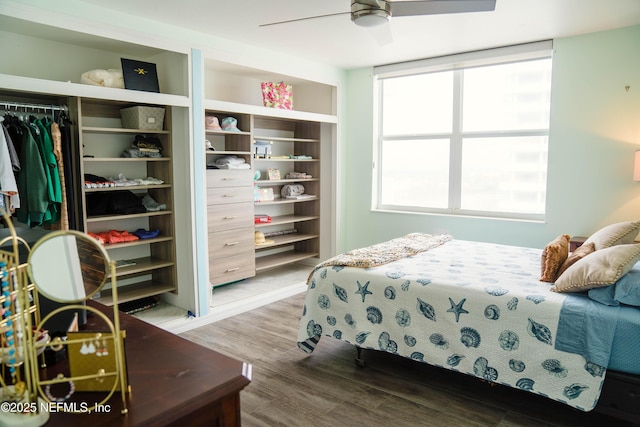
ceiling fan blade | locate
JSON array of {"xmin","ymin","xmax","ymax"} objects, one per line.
[
  {"xmin": 389, "ymin": 0, "xmax": 496, "ymax": 17},
  {"xmin": 260, "ymin": 12, "xmax": 349, "ymax": 27}
]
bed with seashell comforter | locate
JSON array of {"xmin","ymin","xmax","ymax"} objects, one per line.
[{"xmin": 297, "ymin": 234, "xmax": 640, "ymax": 417}]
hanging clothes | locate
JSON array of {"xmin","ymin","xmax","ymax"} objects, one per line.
[
  {"xmin": 15, "ymin": 118, "xmax": 48, "ymax": 227},
  {"xmin": 1, "ymin": 124, "xmax": 20, "ymax": 173},
  {"xmin": 2, "ymin": 104, "xmax": 71, "ymax": 229},
  {"xmin": 47, "ymin": 120, "xmax": 69, "ymax": 230},
  {"xmin": 30, "ymin": 116, "xmax": 62, "ymax": 224},
  {"xmin": 57, "ymin": 111, "xmax": 77, "ymax": 230},
  {"xmin": 0, "ymin": 117, "xmax": 20, "ymax": 213}
]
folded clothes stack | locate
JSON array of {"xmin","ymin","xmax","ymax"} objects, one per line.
[
  {"xmin": 88, "ymin": 228, "xmax": 160, "ymax": 244},
  {"xmin": 84, "ymin": 173, "xmax": 116, "ymax": 188},
  {"xmin": 109, "ymin": 174, "xmax": 164, "ymax": 187},
  {"xmin": 207, "ymin": 155, "xmax": 250, "ymax": 170},
  {"xmin": 132, "ymin": 228, "xmax": 160, "ymax": 239},
  {"xmin": 88, "ymin": 230, "xmax": 139, "ymax": 244},
  {"xmin": 142, "ymin": 194, "xmax": 166, "ymax": 212}
]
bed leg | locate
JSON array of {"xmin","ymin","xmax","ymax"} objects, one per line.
[{"xmin": 355, "ymin": 346, "xmax": 366, "ymax": 368}]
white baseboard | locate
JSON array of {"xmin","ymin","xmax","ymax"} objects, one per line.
[{"xmin": 162, "ymin": 281, "xmax": 307, "ymax": 334}]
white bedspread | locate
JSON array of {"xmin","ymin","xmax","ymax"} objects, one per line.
[{"xmin": 297, "ymin": 239, "xmax": 606, "ymax": 411}]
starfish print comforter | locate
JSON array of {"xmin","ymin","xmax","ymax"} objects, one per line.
[{"xmin": 297, "ymin": 237, "xmax": 607, "ymax": 411}]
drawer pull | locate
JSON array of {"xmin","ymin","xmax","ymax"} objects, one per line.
[
  {"xmin": 223, "ymin": 216, "xmax": 238, "ymax": 220},
  {"xmin": 223, "ymin": 194, "xmax": 235, "ymax": 198},
  {"xmin": 226, "ymin": 267, "xmax": 240, "ymax": 272},
  {"xmin": 225, "ymin": 241, "xmax": 240, "ymax": 246},
  {"xmin": 222, "ymin": 178, "xmax": 235, "ymax": 181}
]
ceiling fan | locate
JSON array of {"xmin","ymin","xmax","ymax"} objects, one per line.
[{"xmin": 260, "ymin": 0, "xmax": 497, "ymax": 28}]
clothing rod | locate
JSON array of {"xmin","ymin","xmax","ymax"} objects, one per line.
[{"xmin": 0, "ymin": 100, "xmax": 67, "ymax": 112}]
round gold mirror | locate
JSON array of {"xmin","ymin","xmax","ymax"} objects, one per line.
[{"xmin": 27, "ymin": 231, "xmax": 109, "ymax": 303}]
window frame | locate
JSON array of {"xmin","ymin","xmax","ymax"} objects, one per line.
[{"xmin": 372, "ymin": 42, "xmax": 553, "ymax": 221}]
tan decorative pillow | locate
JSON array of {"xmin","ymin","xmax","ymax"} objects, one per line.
[
  {"xmin": 540, "ymin": 234, "xmax": 570, "ymax": 282},
  {"xmin": 551, "ymin": 243, "xmax": 640, "ymax": 293},
  {"xmin": 556, "ymin": 242, "xmax": 596, "ymax": 279},
  {"xmin": 584, "ymin": 221, "xmax": 640, "ymax": 250}
]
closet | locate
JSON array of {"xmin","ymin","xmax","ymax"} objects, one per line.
[
  {"xmin": 0, "ymin": 11, "xmax": 193, "ymax": 314},
  {"xmin": 0, "ymin": 5, "xmax": 339, "ymax": 322},
  {"xmin": 0, "ymin": 96, "xmax": 79, "ymax": 231}
]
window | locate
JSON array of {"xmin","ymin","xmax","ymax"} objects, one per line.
[{"xmin": 373, "ymin": 42, "xmax": 553, "ymax": 220}]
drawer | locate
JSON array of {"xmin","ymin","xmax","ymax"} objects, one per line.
[
  {"xmin": 206, "ymin": 170, "xmax": 253, "ymax": 188},
  {"xmin": 207, "ymin": 202, "xmax": 254, "ymax": 230},
  {"xmin": 209, "ymin": 228, "xmax": 254, "ymax": 258},
  {"xmin": 210, "ymin": 253, "xmax": 255, "ymax": 286},
  {"xmin": 207, "ymin": 186, "xmax": 254, "ymax": 205}
]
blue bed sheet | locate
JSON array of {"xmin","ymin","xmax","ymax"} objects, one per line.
[{"xmin": 556, "ymin": 293, "xmax": 640, "ymax": 375}]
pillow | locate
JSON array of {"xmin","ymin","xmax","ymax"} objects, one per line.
[
  {"xmin": 556, "ymin": 242, "xmax": 596, "ymax": 278},
  {"xmin": 583, "ymin": 221, "xmax": 640, "ymax": 250},
  {"xmin": 551, "ymin": 243, "xmax": 640, "ymax": 293},
  {"xmin": 540, "ymin": 234, "xmax": 570, "ymax": 282},
  {"xmin": 589, "ymin": 262, "xmax": 640, "ymax": 306}
]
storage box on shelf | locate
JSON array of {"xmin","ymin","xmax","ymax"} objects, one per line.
[
  {"xmin": 77, "ymin": 98, "xmax": 177, "ymax": 305},
  {"xmin": 252, "ymin": 116, "xmax": 321, "ymax": 271}
]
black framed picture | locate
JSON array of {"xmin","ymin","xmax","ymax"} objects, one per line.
[{"xmin": 121, "ymin": 58, "xmax": 160, "ymax": 93}]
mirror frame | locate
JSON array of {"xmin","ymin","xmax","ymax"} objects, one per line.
[{"xmin": 26, "ymin": 230, "xmax": 111, "ymax": 303}]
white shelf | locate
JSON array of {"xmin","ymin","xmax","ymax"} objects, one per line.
[
  {"xmin": 254, "ymin": 178, "xmax": 318, "ymax": 186},
  {"xmin": 83, "ymin": 127, "xmax": 171, "ymax": 135},
  {"xmin": 203, "ymin": 99, "xmax": 338, "ymax": 124},
  {"xmin": 96, "ymin": 280, "xmax": 177, "ymax": 306},
  {"xmin": 103, "ymin": 236, "xmax": 174, "ymax": 249},
  {"xmin": 253, "ymin": 136, "xmax": 319, "ymax": 143},
  {"xmin": 86, "ymin": 210, "xmax": 173, "ymax": 223},
  {"xmin": 83, "ymin": 157, "xmax": 171, "ymax": 163},
  {"xmin": 85, "ymin": 184, "xmax": 171, "ymax": 193},
  {"xmin": 254, "ymin": 214, "xmax": 319, "ymax": 228},
  {"xmin": 0, "ymin": 74, "xmax": 190, "ymax": 107},
  {"xmin": 254, "ymin": 158, "xmax": 318, "ymax": 163},
  {"xmin": 255, "ymin": 251, "xmax": 319, "ymax": 272}
]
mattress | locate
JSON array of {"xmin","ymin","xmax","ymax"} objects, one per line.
[{"xmin": 297, "ymin": 238, "xmax": 636, "ymax": 411}]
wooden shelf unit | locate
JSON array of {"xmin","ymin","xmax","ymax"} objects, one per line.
[
  {"xmin": 77, "ymin": 98, "xmax": 178, "ymax": 304},
  {"xmin": 252, "ymin": 116, "xmax": 322, "ymax": 271}
]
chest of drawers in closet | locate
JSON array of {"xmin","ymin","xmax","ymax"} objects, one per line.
[{"xmin": 207, "ymin": 169, "xmax": 255, "ymax": 286}]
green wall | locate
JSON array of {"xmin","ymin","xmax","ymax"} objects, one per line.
[{"xmin": 340, "ymin": 25, "xmax": 640, "ymax": 252}]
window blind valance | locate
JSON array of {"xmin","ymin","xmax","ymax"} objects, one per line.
[{"xmin": 373, "ymin": 40, "xmax": 553, "ymax": 79}]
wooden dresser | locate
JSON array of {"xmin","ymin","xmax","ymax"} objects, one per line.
[
  {"xmin": 206, "ymin": 169, "xmax": 256, "ymax": 287},
  {"xmin": 47, "ymin": 301, "xmax": 251, "ymax": 426}
]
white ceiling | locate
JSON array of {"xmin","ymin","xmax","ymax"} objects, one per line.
[{"xmin": 78, "ymin": 0, "xmax": 640, "ymax": 70}]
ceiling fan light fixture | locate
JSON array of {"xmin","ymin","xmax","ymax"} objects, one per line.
[
  {"xmin": 352, "ymin": 10, "xmax": 390, "ymax": 27},
  {"xmin": 351, "ymin": 1, "xmax": 391, "ymax": 27}
]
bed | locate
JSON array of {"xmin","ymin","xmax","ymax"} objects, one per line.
[{"xmin": 296, "ymin": 224, "xmax": 640, "ymax": 422}]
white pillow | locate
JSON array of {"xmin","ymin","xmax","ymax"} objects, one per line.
[
  {"xmin": 551, "ymin": 243, "xmax": 640, "ymax": 293},
  {"xmin": 583, "ymin": 221, "xmax": 640, "ymax": 250}
]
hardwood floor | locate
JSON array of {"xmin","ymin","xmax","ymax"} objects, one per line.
[{"xmin": 180, "ymin": 293, "xmax": 633, "ymax": 427}]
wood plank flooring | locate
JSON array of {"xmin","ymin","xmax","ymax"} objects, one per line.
[{"xmin": 180, "ymin": 293, "xmax": 633, "ymax": 427}]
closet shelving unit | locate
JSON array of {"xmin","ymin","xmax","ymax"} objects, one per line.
[
  {"xmin": 203, "ymin": 103, "xmax": 334, "ymax": 278},
  {"xmin": 77, "ymin": 99, "xmax": 177, "ymax": 305},
  {"xmin": 202, "ymin": 55, "xmax": 337, "ymax": 280},
  {"xmin": 252, "ymin": 116, "xmax": 321, "ymax": 271},
  {"xmin": 0, "ymin": 12, "xmax": 191, "ymax": 308}
]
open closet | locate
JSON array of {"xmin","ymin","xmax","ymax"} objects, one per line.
[{"xmin": 0, "ymin": 4, "xmax": 339, "ymax": 330}]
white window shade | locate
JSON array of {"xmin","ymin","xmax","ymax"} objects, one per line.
[{"xmin": 374, "ymin": 41, "xmax": 553, "ymax": 79}]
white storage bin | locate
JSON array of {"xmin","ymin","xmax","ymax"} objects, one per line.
[{"xmin": 120, "ymin": 106, "xmax": 165, "ymax": 130}]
